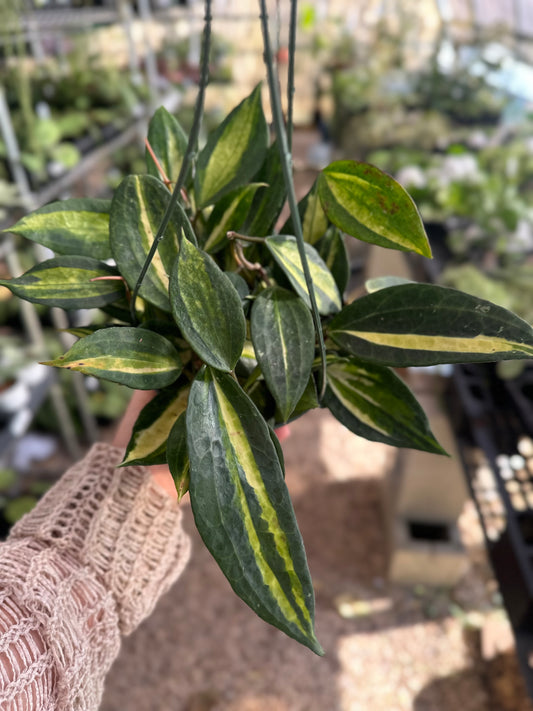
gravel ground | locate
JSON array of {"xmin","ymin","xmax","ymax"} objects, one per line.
[{"xmin": 100, "ymin": 408, "xmax": 533, "ymax": 711}]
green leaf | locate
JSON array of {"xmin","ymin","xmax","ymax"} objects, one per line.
[
  {"xmin": 316, "ymin": 227, "xmax": 349, "ymax": 295},
  {"xmin": 122, "ymin": 386, "xmax": 190, "ymax": 466},
  {"xmin": 251, "ymin": 287, "xmax": 315, "ymax": 422},
  {"xmin": 329, "ymin": 283, "xmax": 533, "ymax": 366},
  {"xmin": 167, "ymin": 411, "xmax": 190, "ymax": 501},
  {"xmin": 4, "ymin": 496, "xmax": 38, "ymax": 524},
  {"xmin": 282, "ymin": 181, "xmax": 328, "ymax": 245},
  {"xmin": 279, "ymin": 375, "xmax": 318, "ymax": 424},
  {"xmin": 195, "ymin": 85, "xmax": 268, "ymax": 207},
  {"xmin": 63, "ymin": 326, "xmax": 101, "ymax": 338},
  {"xmin": 265, "ymin": 235, "xmax": 342, "ymax": 316},
  {"xmin": 244, "ymin": 141, "xmax": 286, "ymax": 237},
  {"xmin": 324, "ymin": 357, "xmax": 446, "ymax": 454},
  {"xmin": 226, "ymin": 272, "xmax": 250, "ymax": 306},
  {"xmin": 269, "ymin": 425, "xmax": 286, "ymax": 477},
  {"xmin": 236, "ymin": 339, "xmax": 258, "ymax": 380},
  {"xmin": 169, "ymin": 237, "xmax": 245, "ymax": 371},
  {"xmin": 4, "ymin": 198, "xmax": 112, "ymax": 259},
  {"xmin": 301, "ymin": 183, "xmax": 329, "ymax": 244},
  {"xmin": 43, "ymin": 327, "xmax": 182, "ymax": 389},
  {"xmin": 0, "ymin": 256, "xmax": 123, "ymax": 309},
  {"xmin": 246, "ymin": 379, "xmax": 277, "ymax": 421},
  {"xmin": 203, "ymin": 183, "xmax": 264, "ymax": 253},
  {"xmin": 187, "ymin": 367, "xmax": 322, "ymax": 654},
  {"xmin": 109, "ymin": 175, "xmax": 185, "ymax": 312},
  {"xmin": 101, "ymin": 299, "xmax": 133, "ymax": 324},
  {"xmin": 146, "ymin": 106, "xmax": 188, "ymax": 182},
  {"xmin": 317, "ymin": 160, "xmax": 432, "ymax": 257}
]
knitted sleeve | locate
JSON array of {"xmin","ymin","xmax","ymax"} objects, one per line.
[{"xmin": 0, "ymin": 443, "xmax": 191, "ymax": 710}]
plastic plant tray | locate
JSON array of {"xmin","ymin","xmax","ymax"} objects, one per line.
[{"xmin": 448, "ymin": 363, "xmax": 533, "ymax": 696}]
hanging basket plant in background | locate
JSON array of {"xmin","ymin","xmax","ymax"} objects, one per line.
[{"xmin": 3, "ymin": 0, "xmax": 533, "ymax": 655}]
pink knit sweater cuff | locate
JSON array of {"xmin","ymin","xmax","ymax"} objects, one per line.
[{"xmin": 9, "ymin": 442, "xmax": 191, "ymax": 634}]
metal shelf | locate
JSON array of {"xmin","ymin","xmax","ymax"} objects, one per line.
[
  {"xmin": 4, "ymin": 86, "xmax": 182, "ymax": 211},
  {"xmin": 0, "ymin": 369, "xmax": 57, "ymax": 457},
  {"xmin": 448, "ymin": 363, "xmax": 533, "ymax": 697},
  {"xmin": 1, "ymin": 0, "xmax": 183, "ymax": 210},
  {"xmin": 32, "ymin": 118, "xmax": 147, "ymax": 208}
]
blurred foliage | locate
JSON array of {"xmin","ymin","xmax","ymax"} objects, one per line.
[
  {"xmin": 328, "ymin": 22, "xmax": 510, "ymax": 158},
  {"xmin": 156, "ymin": 33, "xmax": 233, "ymax": 84},
  {"xmin": 440, "ymin": 263, "xmax": 533, "ymax": 325},
  {"xmin": 3, "ymin": 496, "xmax": 38, "ymax": 524},
  {"xmin": 326, "ymin": 26, "xmax": 533, "ymax": 393},
  {"xmin": 0, "ymin": 47, "xmax": 149, "ymax": 187},
  {"xmin": 373, "ymin": 131, "xmax": 533, "ymax": 264}
]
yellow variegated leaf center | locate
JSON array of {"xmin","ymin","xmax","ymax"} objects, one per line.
[
  {"xmin": 136, "ymin": 177, "xmax": 170, "ymax": 291},
  {"xmin": 213, "ymin": 378, "xmax": 312, "ymax": 633},
  {"xmin": 123, "ymin": 387, "xmax": 190, "ymax": 465},
  {"xmin": 336, "ymin": 331, "xmax": 533, "ymax": 355},
  {"xmin": 53, "ymin": 355, "xmax": 176, "ymax": 373},
  {"xmin": 327, "ymin": 372, "xmax": 390, "ymax": 437}
]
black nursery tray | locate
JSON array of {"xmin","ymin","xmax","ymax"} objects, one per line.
[{"xmin": 448, "ymin": 362, "xmax": 533, "ymax": 695}]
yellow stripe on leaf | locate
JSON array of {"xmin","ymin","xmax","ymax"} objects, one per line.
[
  {"xmin": 213, "ymin": 377, "xmax": 312, "ymax": 632},
  {"xmin": 339, "ymin": 330, "xmax": 533, "ymax": 355}
]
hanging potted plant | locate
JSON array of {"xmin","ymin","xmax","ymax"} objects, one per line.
[{"xmin": 2, "ymin": 1, "xmax": 533, "ymax": 655}]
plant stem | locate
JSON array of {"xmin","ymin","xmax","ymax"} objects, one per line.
[
  {"xmin": 287, "ymin": 0, "xmax": 298, "ymax": 152},
  {"xmin": 226, "ymin": 231, "xmax": 266, "ymax": 244},
  {"xmin": 258, "ymin": 0, "xmax": 327, "ymax": 400},
  {"xmin": 231, "ymin": 241, "xmax": 269, "ymax": 283},
  {"xmin": 130, "ymin": 0, "xmax": 212, "ymax": 324},
  {"xmin": 144, "ymin": 137, "xmax": 172, "ymax": 188}
]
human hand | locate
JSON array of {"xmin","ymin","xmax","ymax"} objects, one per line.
[{"xmin": 112, "ymin": 390, "xmax": 178, "ymax": 500}]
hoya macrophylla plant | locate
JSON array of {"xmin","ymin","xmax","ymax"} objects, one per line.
[{"xmin": 4, "ymin": 6, "xmax": 533, "ymax": 655}]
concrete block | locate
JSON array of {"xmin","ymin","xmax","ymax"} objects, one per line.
[
  {"xmin": 364, "ymin": 244, "xmax": 413, "ymax": 281},
  {"xmin": 395, "ymin": 410, "xmax": 469, "ymax": 521},
  {"xmin": 380, "ymin": 370, "xmax": 469, "ymax": 524},
  {"xmin": 388, "ymin": 516, "xmax": 468, "ymax": 587}
]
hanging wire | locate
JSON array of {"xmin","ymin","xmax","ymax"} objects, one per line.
[
  {"xmin": 258, "ymin": 0, "xmax": 328, "ymax": 400},
  {"xmin": 130, "ymin": 0, "xmax": 212, "ymax": 324},
  {"xmin": 287, "ymin": 0, "xmax": 298, "ymax": 151}
]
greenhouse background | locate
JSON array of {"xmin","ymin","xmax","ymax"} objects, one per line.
[{"xmin": 1, "ymin": 0, "xmax": 533, "ymax": 709}]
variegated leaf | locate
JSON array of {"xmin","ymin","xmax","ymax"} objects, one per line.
[
  {"xmin": 122, "ymin": 386, "xmax": 190, "ymax": 466},
  {"xmin": 236, "ymin": 339, "xmax": 258, "ymax": 380},
  {"xmin": 265, "ymin": 234, "xmax": 341, "ymax": 316},
  {"xmin": 317, "ymin": 160, "xmax": 431, "ymax": 257},
  {"xmin": 0, "ymin": 256, "xmax": 123, "ymax": 309},
  {"xmin": 281, "ymin": 181, "xmax": 328, "ymax": 245},
  {"xmin": 169, "ymin": 237, "xmax": 245, "ymax": 371},
  {"xmin": 187, "ymin": 367, "xmax": 322, "ymax": 654},
  {"xmin": 43, "ymin": 327, "xmax": 182, "ymax": 389},
  {"xmin": 167, "ymin": 411, "xmax": 190, "ymax": 501},
  {"xmin": 324, "ymin": 357, "xmax": 446, "ymax": 453},
  {"xmin": 146, "ymin": 106, "xmax": 188, "ymax": 182},
  {"xmin": 251, "ymin": 287, "xmax": 315, "ymax": 422},
  {"xmin": 203, "ymin": 183, "xmax": 264, "ymax": 253},
  {"xmin": 195, "ymin": 85, "xmax": 268, "ymax": 208},
  {"xmin": 329, "ymin": 283, "xmax": 533, "ymax": 366},
  {"xmin": 244, "ymin": 142, "xmax": 286, "ymax": 237},
  {"xmin": 4, "ymin": 198, "xmax": 112, "ymax": 259},
  {"xmin": 109, "ymin": 175, "xmax": 185, "ymax": 312}
]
